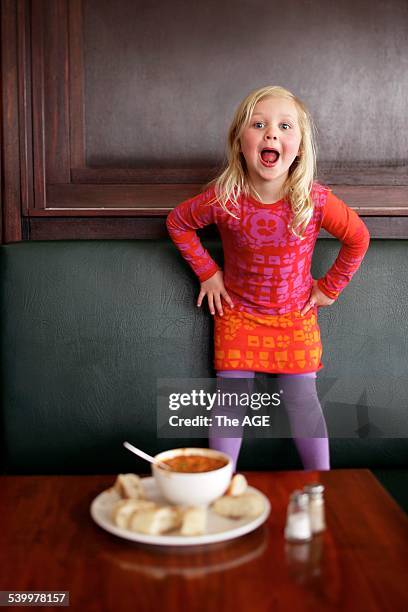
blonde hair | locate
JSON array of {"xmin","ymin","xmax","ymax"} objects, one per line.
[{"xmin": 204, "ymin": 85, "xmax": 318, "ymax": 239}]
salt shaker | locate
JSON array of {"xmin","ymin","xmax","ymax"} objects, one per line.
[
  {"xmin": 303, "ymin": 483, "xmax": 326, "ymax": 534},
  {"xmin": 284, "ymin": 490, "xmax": 312, "ymax": 542}
]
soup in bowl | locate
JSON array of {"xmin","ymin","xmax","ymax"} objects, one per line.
[{"xmin": 152, "ymin": 448, "xmax": 233, "ymax": 506}]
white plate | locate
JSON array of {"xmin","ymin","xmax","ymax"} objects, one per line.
[{"xmin": 90, "ymin": 477, "xmax": 271, "ymax": 547}]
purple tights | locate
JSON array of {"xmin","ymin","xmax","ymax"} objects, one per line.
[{"xmin": 208, "ymin": 369, "xmax": 330, "ymax": 472}]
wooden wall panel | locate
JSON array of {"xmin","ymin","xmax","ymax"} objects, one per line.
[
  {"xmin": 1, "ymin": 0, "xmax": 22, "ymax": 242},
  {"xmin": 82, "ymin": 0, "xmax": 408, "ymax": 167},
  {"xmin": 26, "ymin": 217, "xmax": 408, "ymax": 241},
  {"xmin": 1, "ymin": 0, "xmax": 407, "ymax": 241}
]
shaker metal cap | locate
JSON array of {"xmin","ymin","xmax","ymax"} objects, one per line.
[
  {"xmin": 290, "ymin": 489, "xmax": 310, "ymax": 505},
  {"xmin": 303, "ymin": 483, "xmax": 325, "ymax": 495}
]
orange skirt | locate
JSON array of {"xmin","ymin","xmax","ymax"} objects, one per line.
[{"xmin": 214, "ymin": 304, "xmax": 323, "ymax": 374}]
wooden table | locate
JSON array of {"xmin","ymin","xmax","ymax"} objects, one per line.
[{"xmin": 1, "ymin": 470, "xmax": 407, "ymax": 611}]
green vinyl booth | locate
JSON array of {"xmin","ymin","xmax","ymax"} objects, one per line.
[{"xmin": 1, "ymin": 239, "xmax": 407, "ymax": 512}]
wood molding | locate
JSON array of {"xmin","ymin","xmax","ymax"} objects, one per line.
[
  {"xmin": 70, "ymin": 163, "xmax": 408, "ymax": 186},
  {"xmin": 27, "ymin": 216, "xmax": 408, "ymax": 241},
  {"xmin": 18, "ymin": 0, "xmax": 34, "ymax": 215},
  {"xmin": 32, "ymin": 184, "xmax": 408, "ymax": 216},
  {"xmin": 69, "ymin": 0, "xmax": 85, "ymax": 169},
  {"xmin": 1, "ymin": 0, "xmax": 23, "ymax": 242}
]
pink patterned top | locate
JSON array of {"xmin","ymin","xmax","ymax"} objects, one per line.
[{"xmin": 166, "ymin": 183, "xmax": 370, "ymax": 315}]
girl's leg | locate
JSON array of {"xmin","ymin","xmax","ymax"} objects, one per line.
[
  {"xmin": 208, "ymin": 370, "xmax": 255, "ymax": 472},
  {"xmin": 277, "ymin": 372, "xmax": 330, "ymax": 471}
]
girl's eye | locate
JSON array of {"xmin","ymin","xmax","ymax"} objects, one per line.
[
  {"xmin": 253, "ymin": 122, "xmax": 265, "ymax": 129},
  {"xmin": 280, "ymin": 123, "xmax": 292, "ymax": 130}
]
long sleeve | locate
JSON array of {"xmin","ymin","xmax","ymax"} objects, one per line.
[
  {"xmin": 166, "ymin": 188, "xmax": 221, "ymax": 282},
  {"xmin": 317, "ymin": 191, "xmax": 370, "ymax": 300}
]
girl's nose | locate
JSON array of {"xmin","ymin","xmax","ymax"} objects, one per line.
[{"xmin": 265, "ymin": 126, "xmax": 278, "ymax": 140}]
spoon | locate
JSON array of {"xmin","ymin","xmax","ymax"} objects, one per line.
[{"xmin": 123, "ymin": 441, "xmax": 171, "ymax": 471}]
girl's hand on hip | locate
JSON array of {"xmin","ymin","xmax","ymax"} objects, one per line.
[
  {"xmin": 197, "ymin": 271, "xmax": 234, "ymax": 316},
  {"xmin": 300, "ymin": 279, "xmax": 335, "ymax": 316}
]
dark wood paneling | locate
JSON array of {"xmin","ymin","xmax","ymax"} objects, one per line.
[
  {"xmin": 318, "ymin": 186, "xmax": 408, "ymax": 215},
  {"xmin": 43, "ymin": 0, "xmax": 71, "ymax": 184},
  {"xmin": 1, "ymin": 0, "xmax": 408, "ymax": 241},
  {"xmin": 31, "ymin": 0, "xmax": 408, "ymax": 212},
  {"xmin": 69, "ymin": 0, "xmax": 86, "ymax": 168},
  {"xmin": 31, "ymin": 0, "xmax": 46, "ymax": 209},
  {"xmin": 45, "ymin": 183, "xmax": 202, "ymax": 211},
  {"xmin": 81, "ymin": 0, "xmax": 408, "ymax": 167},
  {"xmin": 71, "ymin": 164, "xmax": 408, "ymax": 186},
  {"xmin": 28, "ymin": 217, "xmax": 169, "ymax": 240},
  {"xmin": 18, "ymin": 0, "xmax": 34, "ymax": 215},
  {"xmin": 317, "ymin": 164, "xmax": 408, "ymax": 187},
  {"xmin": 40, "ymin": 184, "xmax": 408, "ymax": 215},
  {"xmin": 71, "ymin": 167, "xmax": 223, "ymax": 184},
  {"xmin": 1, "ymin": 0, "xmax": 22, "ymax": 243},
  {"xmin": 27, "ymin": 216, "xmax": 408, "ymax": 241}
]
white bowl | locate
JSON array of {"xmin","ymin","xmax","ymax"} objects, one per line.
[{"xmin": 152, "ymin": 448, "xmax": 233, "ymax": 506}]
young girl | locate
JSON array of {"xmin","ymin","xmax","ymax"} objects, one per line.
[{"xmin": 166, "ymin": 85, "xmax": 370, "ymax": 472}]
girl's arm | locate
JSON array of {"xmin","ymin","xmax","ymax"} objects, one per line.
[
  {"xmin": 167, "ymin": 188, "xmax": 234, "ymax": 315},
  {"xmin": 166, "ymin": 187, "xmax": 221, "ymax": 282},
  {"xmin": 317, "ymin": 191, "xmax": 371, "ymax": 300}
]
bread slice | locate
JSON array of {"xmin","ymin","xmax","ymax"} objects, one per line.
[
  {"xmin": 212, "ymin": 493, "xmax": 264, "ymax": 518},
  {"xmin": 129, "ymin": 506, "xmax": 182, "ymax": 535},
  {"xmin": 111, "ymin": 498, "xmax": 157, "ymax": 529},
  {"xmin": 113, "ymin": 473, "xmax": 144, "ymax": 500},
  {"xmin": 180, "ymin": 506, "xmax": 207, "ymax": 536},
  {"xmin": 226, "ymin": 474, "xmax": 248, "ymax": 497}
]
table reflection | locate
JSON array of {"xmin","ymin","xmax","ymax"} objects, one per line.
[
  {"xmin": 284, "ymin": 534, "xmax": 324, "ymax": 585},
  {"xmin": 101, "ymin": 525, "xmax": 268, "ymax": 579}
]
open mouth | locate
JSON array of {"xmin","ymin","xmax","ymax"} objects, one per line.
[{"xmin": 259, "ymin": 148, "xmax": 280, "ymax": 167}]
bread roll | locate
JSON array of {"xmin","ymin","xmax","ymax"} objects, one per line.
[
  {"xmin": 129, "ymin": 506, "xmax": 182, "ymax": 535},
  {"xmin": 112, "ymin": 499, "xmax": 157, "ymax": 529},
  {"xmin": 180, "ymin": 506, "xmax": 207, "ymax": 536},
  {"xmin": 212, "ymin": 493, "xmax": 264, "ymax": 518},
  {"xmin": 226, "ymin": 474, "xmax": 248, "ymax": 496},
  {"xmin": 113, "ymin": 473, "xmax": 144, "ymax": 499}
]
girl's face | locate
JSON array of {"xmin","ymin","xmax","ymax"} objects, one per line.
[{"xmin": 239, "ymin": 96, "xmax": 302, "ymax": 192}]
